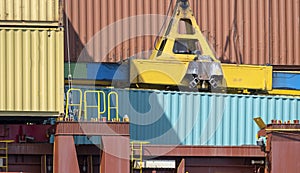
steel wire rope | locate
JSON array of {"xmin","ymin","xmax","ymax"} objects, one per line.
[{"xmin": 153, "ymin": 0, "xmax": 175, "ymax": 50}]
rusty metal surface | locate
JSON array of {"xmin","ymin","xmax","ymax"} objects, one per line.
[
  {"xmin": 100, "ymin": 136, "xmax": 130, "ymax": 173},
  {"xmin": 0, "ymin": 124, "xmax": 52, "ymax": 143},
  {"xmin": 64, "ymin": 0, "xmax": 300, "ymax": 67},
  {"xmin": 264, "ymin": 123, "xmax": 300, "ymax": 173},
  {"xmin": 53, "ymin": 136, "xmax": 80, "ymax": 173},
  {"xmin": 55, "ymin": 122, "xmax": 129, "ymax": 136},
  {"xmin": 137, "ymin": 145, "xmax": 264, "ymax": 157},
  {"xmin": 185, "ymin": 157, "xmax": 263, "ymax": 173}
]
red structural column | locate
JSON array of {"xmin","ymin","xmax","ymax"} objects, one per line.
[
  {"xmin": 53, "ymin": 136, "xmax": 80, "ymax": 173},
  {"xmin": 100, "ymin": 136, "xmax": 130, "ymax": 173}
]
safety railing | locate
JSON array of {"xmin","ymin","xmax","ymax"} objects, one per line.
[
  {"xmin": 65, "ymin": 88, "xmax": 82, "ymax": 119},
  {"xmin": 84, "ymin": 90, "xmax": 106, "ymax": 121},
  {"xmin": 65, "ymin": 88, "xmax": 118, "ymax": 121},
  {"xmin": 108, "ymin": 91, "xmax": 119, "ymax": 121}
]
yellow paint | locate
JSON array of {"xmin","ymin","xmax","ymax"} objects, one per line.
[
  {"xmin": 131, "ymin": 1, "xmax": 273, "ymax": 92},
  {"xmin": 149, "ymin": 2, "xmax": 218, "ymax": 62},
  {"xmin": 268, "ymin": 89, "xmax": 300, "ymax": 96},
  {"xmin": 84, "ymin": 90, "xmax": 106, "ymax": 120},
  {"xmin": 0, "ymin": 28, "xmax": 64, "ymax": 116},
  {"xmin": 131, "ymin": 1, "xmax": 221, "ymax": 88},
  {"xmin": 130, "ymin": 59, "xmax": 188, "ymax": 85},
  {"xmin": 222, "ymin": 64, "xmax": 273, "ymax": 90},
  {"xmin": 0, "ymin": 0, "xmax": 61, "ymax": 26},
  {"xmin": 108, "ymin": 92, "xmax": 119, "ymax": 121}
]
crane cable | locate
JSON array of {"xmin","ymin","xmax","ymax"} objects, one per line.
[
  {"xmin": 65, "ymin": 0, "xmax": 72, "ymax": 89},
  {"xmin": 153, "ymin": 0, "xmax": 174, "ymax": 50}
]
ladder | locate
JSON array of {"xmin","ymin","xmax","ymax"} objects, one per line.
[
  {"xmin": 130, "ymin": 141, "xmax": 149, "ymax": 173},
  {"xmin": 0, "ymin": 140, "xmax": 14, "ymax": 172}
]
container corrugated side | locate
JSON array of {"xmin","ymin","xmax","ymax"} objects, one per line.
[
  {"xmin": 64, "ymin": 0, "xmax": 300, "ymax": 67},
  {"xmin": 67, "ymin": 86, "xmax": 300, "ymax": 145},
  {"xmin": 0, "ymin": 0, "xmax": 63, "ymax": 26},
  {"xmin": 0, "ymin": 27, "xmax": 64, "ymax": 116}
]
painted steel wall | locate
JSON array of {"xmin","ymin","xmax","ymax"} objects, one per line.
[
  {"xmin": 0, "ymin": 0, "xmax": 63, "ymax": 26},
  {"xmin": 0, "ymin": 28, "xmax": 64, "ymax": 116},
  {"xmin": 64, "ymin": 0, "xmax": 300, "ymax": 66},
  {"xmin": 67, "ymin": 86, "xmax": 300, "ymax": 146}
]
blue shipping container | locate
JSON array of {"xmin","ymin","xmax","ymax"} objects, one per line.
[
  {"xmin": 273, "ymin": 72, "xmax": 300, "ymax": 90},
  {"xmin": 66, "ymin": 86, "xmax": 300, "ymax": 146}
]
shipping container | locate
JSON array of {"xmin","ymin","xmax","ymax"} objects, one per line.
[
  {"xmin": 66, "ymin": 86, "xmax": 300, "ymax": 146},
  {"xmin": 0, "ymin": 0, "xmax": 63, "ymax": 26},
  {"xmin": 64, "ymin": 0, "xmax": 300, "ymax": 67},
  {"xmin": 0, "ymin": 27, "xmax": 64, "ymax": 117}
]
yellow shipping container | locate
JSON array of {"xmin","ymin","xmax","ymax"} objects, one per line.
[
  {"xmin": 0, "ymin": 27, "xmax": 64, "ymax": 117},
  {"xmin": 0, "ymin": 0, "xmax": 62, "ymax": 26}
]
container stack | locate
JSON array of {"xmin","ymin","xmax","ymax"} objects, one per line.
[
  {"xmin": 64, "ymin": 0, "xmax": 300, "ymax": 68},
  {"xmin": 0, "ymin": 0, "xmax": 64, "ymax": 117}
]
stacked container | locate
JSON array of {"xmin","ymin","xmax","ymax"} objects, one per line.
[
  {"xmin": 64, "ymin": 0, "xmax": 300, "ymax": 68},
  {"xmin": 0, "ymin": 0, "xmax": 65, "ymax": 117}
]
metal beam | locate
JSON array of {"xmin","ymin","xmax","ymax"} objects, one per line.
[
  {"xmin": 55, "ymin": 122, "xmax": 129, "ymax": 136},
  {"xmin": 138, "ymin": 145, "xmax": 264, "ymax": 157}
]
